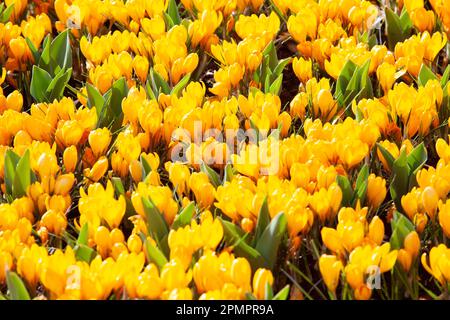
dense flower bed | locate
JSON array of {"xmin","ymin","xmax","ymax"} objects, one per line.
[{"xmin": 0, "ymin": 0, "xmax": 449, "ymax": 300}]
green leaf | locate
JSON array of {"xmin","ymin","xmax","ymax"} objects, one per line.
[
  {"xmin": 385, "ymin": 8, "xmax": 412, "ymax": 50},
  {"xmin": 358, "ymin": 59, "xmax": 373, "ymax": 100},
  {"xmin": 399, "ymin": 8, "xmax": 413, "ymax": 31},
  {"xmin": 140, "ymin": 153, "xmax": 152, "ymax": 179},
  {"xmin": 150, "ymin": 68, "xmax": 170, "ymax": 96},
  {"xmin": 0, "ymin": 3, "xmax": 14, "ymax": 23},
  {"xmin": 111, "ymin": 177, "xmax": 125, "ymax": 196},
  {"xmin": 390, "ymin": 211, "xmax": 415, "ymax": 250},
  {"xmin": 264, "ymin": 282, "xmax": 274, "ymax": 300},
  {"xmin": 336, "ymin": 175, "xmax": 354, "ymax": 207},
  {"xmin": 200, "ymin": 162, "xmax": 221, "ymax": 188},
  {"xmin": 167, "ymin": 0, "xmax": 181, "ymax": 25},
  {"xmin": 406, "ymin": 142, "xmax": 427, "ymax": 174},
  {"xmin": 172, "ymin": 202, "xmax": 195, "ymax": 230},
  {"xmin": 376, "ymin": 142, "xmax": 396, "ymax": 171},
  {"xmin": 12, "ymin": 150, "xmax": 31, "ymax": 199},
  {"xmin": 335, "ymin": 60, "xmax": 358, "ymax": 106},
  {"xmin": 441, "ymin": 65, "xmax": 450, "ymax": 88},
  {"xmin": 142, "ymin": 197, "xmax": 169, "ymax": 241},
  {"xmin": 262, "ymin": 41, "xmax": 278, "ymax": 71},
  {"xmin": 86, "ymin": 83, "xmax": 105, "ymax": 116},
  {"xmin": 163, "ymin": 12, "xmax": 175, "ymax": 29},
  {"xmin": 255, "ymin": 212, "xmax": 287, "ymax": 269},
  {"xmin": 77, "ymin": 223, "xmax": 89, "ymax": 246},
  {"xmin": 245, "ymin": 292, "xmax": 257, "ymax": 300},
  {"xmin": 6, "ymin": 272, "xmax": 30, "ymax": 300},
  {"xmin": 171, "ymin": 73, "xmax": 191, "ymax": 97},
  {"xmin": 99, "ymin": 77, "xmax": 128, "ymax": 132},
  {"xmin": 110, "ymin": 77, "xmax": 128, "ymax": 117},
  {"xmin": 253, "ymin": 196, "xmax": 270, "ymax": 246},
  {"xmin": 46, "ymin": 68, "xmax": 72, "ymax": 102},
  {"xmin": 368, "ymin": 34, "xmax": 378, "ymax": 49},
  {"xmin": 220, "ymin": 218, "xmax": 265, "ymax": 269},
  {"xmin": 145, "ymin": 79, "xmax": 157, "ymax": 100},
  {"xmin": 273, "ymin": 58, "xmax": 292, "ymax": 78},
  {"xmin": 50, "ymin": 29, "xmax": 72, "ymax": 75},
  {"xmin": 30, "ymin": 66, "xmax": 52, "ymax": 102},
  {"xmin": 339, "ymin": 59, "xmax": 373, "ymax": 107},
  {"xmin": 223, "ymin": 163, "xmax": 236, "ymax": 184},
  {"xmin": 264, "ymin": 67, "xmax": 273, "ymax": 93},
  {"xmin": 143, "ymin": 236, "xmax": 168, "ymax": 269},
  {"xmin": 25, "ymin": 37, "xmax": 40, "ymax": 63},
  {"xmin": 418, "ymin": 64, "xmax": 438, "ymax": 86},
  {"xmin": 4, "ymin": 150, "xmax": 20, "ymax": 196},
  {"xmin": 273, "ymin": 285, "xmax": 290, "ymax": 300},
  {"xmin": 74, "ymin": 244, "xmax": 96, "ymax": 263},
  {"xmin": 354, "ymin": 163, "xmax": 369, "ymax": 204},
  {"xmin": 269, "ymin": 74, "xmax": 283, "ymax": 95},
  {"xmin": 390, "ymin": 149, "xmax": 410, "ymax": 209},
  {"xmin": 38, "ymin": 35, "xmax": 52, "ymax": 72}
]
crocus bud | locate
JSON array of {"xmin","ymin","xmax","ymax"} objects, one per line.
[
  {"xmin": 252, "ymin": 268, "xmax": 274, "ymax": 300},
  {"xmin": 54, "ymin": 173, "xmax": 75, "ymax": 196},
  {"xmin": 404, "ymin": 231, "xmax": 420, "ymax": 259},
  {"xmin": 127, "ymin": 233, "xmax": 143, "ymax": 254},
  {"xmin": 368, "ymin": 216, "xmax": 384, "ymax": 245},
  {"xmin": 397, "ymin": 249, "xmax": 412, "ymax": 272},
  {"xmin": 421, "ymin": 186, "xmax": 439, "ymax": 220},
  {"xmin": 367, "ymin": 174, "xmax": 387, "ymax": 209},
  {"xmin": 241, "ymin": 218, "xmax": 254, "ymax": 233},
  {"xmin": 129, "ymin": 159, "xmax": 143, "ymax": 183},
  {"xmin": 63, "ymin": 146, "xmax": 78, "ymax": 173},
  {"xmin": 319, "ymin": 255, "xmax": 342, "ymax": 294},
  {"xmin": 88, "ymin": 128, "xmax": 111, "ymax": 158}
]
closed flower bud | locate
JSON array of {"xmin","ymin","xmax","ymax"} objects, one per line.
[
  {"xmin": 368, "ymin": 216, "xmax": 384, "ymax": 245},
  {"xmin": 89, "ymin": 128, "xmax": 111, "ymax": 158},
  {"xmin": 414, "ymin": 213, "xmax": 428, "ymax": 234},
  {"xmin": 63, "ymin": 146, "xmax": 78, "ymax": 173},
  {"xmin": 345, "ymin": 265, "xmax": 364, "ymax": 290},
  {"xmin": 85, "ymin": 156, "xmax": 109, "ymax": 182},
  {"xmin": 231, "ymin": 258, "xmax": 251, "ymax": 292},
  {"xmin": 6, "ymin": 90, "xmax": 23, "ymax": 112},
  {"xmin": 132, "ymin": 55, "xmax": 149, "ymax": 83},
  {"xmin": 376, "ymin": 62, "xmax": 396, "ymax": 94},
  {"xmin": 241, "ymin": 218, "xmax": 254, "ymax": 233},
  {"xmin": 252, "ymin": 268, "xmax": 274, "ymax": 300},
  {"xmin": 228, "ymin": 63, "xmax": 244, "ymax": 87},
  {"xmin": 37, "ymin": 152, "xmax": 59, "ymax": 178},
  {"xmin": 292, "ymin": 57, "xmax": 312, "ymax": 83},
  {"xmin": 37, "ymin": 226, "xmax": 48, "ymax": 244},
  {"xmin": 319, "ymin": 255, "xmax": 342, "ymax": 294},
  {"xmin": 354, "ymin": 285, "xmax": 372, "ymax": 300},
  {"xmin": 316, "ymin": 89, "xmax": 335, "ymax": 120},
  {"xmin": 110, "ymin": 228, "xmax": 125, "ymax": 244},
  {"xmin": 397, "ymin": 249, "xmax": 412, "ymax": 272},
  {"xmin": 40, "ymin": 210, "xmax": 67, "ymax": 235},
  {"xmin": 183, "ymin": 53, "xmax": 199, "ymax": 75},
  {"xmin": 54, "ymin": 173, "xmax": 75, "ymax": 196},
  {"xmin": 95, "ymin": 226, "xmax": 111, "ymax": 253},
  {"xmin": 246, "ymin": 52, "xmax": 262, "ymax": 72},
  {"xmin": 129, "ymin": 159, "xmax": 143, "ymax": 183},
  {"xmin": 367, "ymin": 174, "xmax": 387, "ymax": 209},
  {"xmin": 111, "ymin": 242, "xmax": 128, "ymax": 259},
  {"xmin": 9, "ymin": 37, "xmax": 26, "ymax": 60},
  {"xmin": 421, "ymin": 186, "xmax": 438, "ymax": 220},
  {"xmin": 127, "ymin": 233, "xmax": 143, "ymax": 253},
  {"xmin": 404, "ymin": 231, "xmax": 420, "ymax": 259}
]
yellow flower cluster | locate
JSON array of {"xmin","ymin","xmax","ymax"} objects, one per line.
[{"xmin": 1, "ymin": 0, "xmax": 450, "ymax": 301}]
